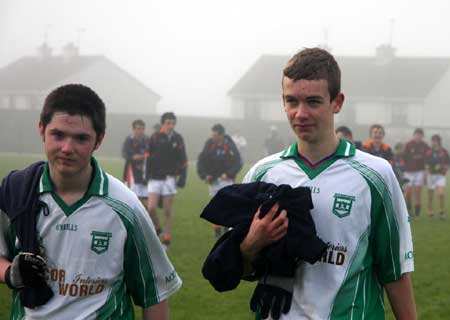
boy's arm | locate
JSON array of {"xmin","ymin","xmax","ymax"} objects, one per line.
[
  {"xmin": 142, "ymin": 300, "xmax": 169, "ymax": 320},
  {"xmin": 384, "ymin": 273, "xmax": 416, "ymax": 320},
  {"xmin": 0, "ymin": 256, "xmax": 11, "ymax": 282}
]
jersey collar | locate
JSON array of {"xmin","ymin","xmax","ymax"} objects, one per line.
[
  {"xmin": 38, "ymin": 157, "xmax": 109, "ymax": 197},
  {"xmin": 280, "ymin": 139, "xmax": 356, "ymax": 179},
  {"xmin": 280, "ymin": 138, "xmax": 356, "ymax": 159}
]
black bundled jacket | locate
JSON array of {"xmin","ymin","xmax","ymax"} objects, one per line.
[
  {"xmin": 0, "ymin": 161, "xmax": 54, "ymax": 308},
  {"xmin": 201, "ymin": 181, "xmax": 327, "ymax": 292}
]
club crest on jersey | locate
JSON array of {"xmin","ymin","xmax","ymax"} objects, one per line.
[
  {"xmin": 332, "ymin": 193, "xmax": 356, "ymax": 218},
  {"xmin": 90, "ymin": 231, "xmax": 112, "ymax": 254}
]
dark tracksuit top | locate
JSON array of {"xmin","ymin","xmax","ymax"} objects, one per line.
[
  {"xmin": 145, "ymin": 130, "xmax": 188, "ymax": 186},
  {"xmin": 197, "ymin": 134, "xmax": 242, "ymax": 181}
]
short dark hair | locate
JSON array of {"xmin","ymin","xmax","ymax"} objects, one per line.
[
  {"xmin": 431, "ymin": 134, "xmax": 441, "ymax": 145},
  {"xmin": 414, "ymin": 128, "xmax": 424, "ymax": 136},
  {"xmin": 369, "ymin": 124, "xmax": 385, "ymax": 135},
  {"xmin": 335, "ymin": 126, "xmax": 352, "ymax": 138},
  {"xmin": 283, "ymin": 47, "xmax": 341, "ymax": 101},
  {"xmin": 132, "ymin": 119, "xmax": 145, "ymax": 128},
  {"xmin": 161, "ymin": 112, "xmax": 176, "ymax": 124},
  {"xmin": 212, "ymin": 123, "xmax": 225, "ymax": 135},
  {"xmin": 41, "ymin": 84, "xmax": 106, "ymax": 141}
]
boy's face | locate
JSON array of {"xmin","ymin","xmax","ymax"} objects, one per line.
[
  {"xmin": 283, "ymin": 77, "xmax": 343, "ymax": 145},
  {"xmin": 370, "ymin": 127, "xmax": 385, "ymax": 143},
  {"xmin": 161, "ymin": 119, "xmax": 176, "ymax": 134},
  {"xmin": 39, "ymin": 112, "xmax": 104, "ymax": 178},
  {"xmin": 133, "ymin": 125, "xmax": 145, "ymax": 138}
]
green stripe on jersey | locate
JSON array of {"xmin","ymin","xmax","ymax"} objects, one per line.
[
  {"xmin": 96, "ymin": 274, "xmax": 134, "ymax": 320},
  {"xmin": 251, "ymin": 159, "xmax": 284, "ymax": 181},
  {"xmin": 347, "ymin": 159, "xmax": 402, "ymax": 283},
  {"xmin": 103, "ymin": 197, "xmax": 159, "ymax": 307},
  {"xmin": 329, "ymin": 228, "xmax": 385, "ymax": 319}
]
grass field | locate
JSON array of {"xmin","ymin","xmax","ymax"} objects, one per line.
[{"xmin": 0, "ymin": 154, "xmax": 449, "ymax": 319}]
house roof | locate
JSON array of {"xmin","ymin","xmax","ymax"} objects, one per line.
[
  {"xmin": 228, "ymin": 54, "xmax": 450, "ymax": 99},
  {"xmin": 0, "ymin": 55, "xmax": 160, "ymax": 98}
]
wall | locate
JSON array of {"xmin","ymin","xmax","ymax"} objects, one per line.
[{"xmin": 0, "ymin": 110, "xmax": 294, "ymax": 164}]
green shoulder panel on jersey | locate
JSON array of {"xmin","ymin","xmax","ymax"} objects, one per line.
[
  {"xmin": 250, "ymin": 158, "xmax": 285, "ymax": 182},
  {"xmin": 103, "ymin": 197, "xmax": 159, "ymax": 308},
  {"xmin": 329, "ymin": 228, "xmax": 385, "ymax": 319},
  {"xmin": 346, "ymin": 159, "xmax": 402, "ymax": 282},
  {"xmin": 96, "ymin": 273, "xmax": 134, "ymax": 320}
]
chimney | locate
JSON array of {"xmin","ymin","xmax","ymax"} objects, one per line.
[
  {"xmin": 36, "ymin": 43, "xmax": 52, "ymax": 60},
  {"xmin": 375, "ymin": 44, "xmax": 396, "ymax": 65},
  {"xmin": 62, "ymin": 42, "xmax": 79, "ymax": 62}
]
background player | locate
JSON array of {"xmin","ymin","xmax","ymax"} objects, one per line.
[
  {"xmin": 362, "ymin": 124, "xmax": 393, "ymax": 162},
  {"xmin": 335, "ymin": 125, "xmax": 362, "ymax": 149},
  {"xmin": 403, "ymin": 128, "xmax": 430, "ymax": 218},
  {"xmin": 0, "ymin": 84, "xmax": 181, "ymax": 319},
  {"xmin": 146, "ymin": 112, "xmax": 187, "ymax": 248},
  {"xmin": 122, "ymin": 119, "xmax": 150, "ymax": 209},
  {"xmin": 239, "ymin": 48, "xmax": 416, "ymax": 319},
  {"xmin": 197, "ymin": 123, "xmax": 242, "ymax": 237},
  {"xmin": 425, "ymin": 134, "xmax": 450, "ymax": 219}
]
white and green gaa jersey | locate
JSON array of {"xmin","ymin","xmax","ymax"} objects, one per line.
[
  {"xmin": 244, "ymin": 139, "xmax": 414, "ymax": 320},
  {"xmin": 0, "ymin": 158, "xmax": 181, "ymax": 320}
]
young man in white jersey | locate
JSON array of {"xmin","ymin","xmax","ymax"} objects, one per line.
[
  {"xmin": 239, "ymin": 48, "xmax": 416, "ymax": 319},
  {"xmin": 0, "ymin": 84, "xmax": 181, "ymax": 319}
]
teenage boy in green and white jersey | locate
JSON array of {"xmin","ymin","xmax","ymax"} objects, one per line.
[
  {"xmin": 239, "ymin": 48, "xmax": 416, "ymax": 319},
  {"xmin": 0, "ymin": 84, "xmax": 181, "ymax": 320}
]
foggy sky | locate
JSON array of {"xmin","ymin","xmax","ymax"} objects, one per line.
[{"xmin": 1, "ymin": 0, "xmax": 450, "ymax": 117}]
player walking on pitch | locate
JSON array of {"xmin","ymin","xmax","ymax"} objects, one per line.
[
  {"xmin": 0, "ymin": 84, "xmax": 181, "ymax": 320},
  {"xmin": 425, "ymin": 134, "xmax": 450, "ymax": 219},
  {"xmin": 239, "ymin": 48, "xmax": 416, "ymax": 319},
  {"xmin": 122, "ymin": 119, "xmax": 151, "ymax": 209},
  {"xmin": 403, "ymin": 128, "xmax": 430, "ymax": 218},
  {"xmin": 197, "ymin": 123, "xmax": 242, "ymax": 238},
  {"xmin": 145, "ymin": 112, "xmax": 187, "ymax": 248}
]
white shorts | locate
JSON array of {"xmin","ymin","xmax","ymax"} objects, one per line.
[
  {"xmin": 427, "ymin": 174, "xmax": 446, "ymax": 190},
  {"xmin": 404, "ymin": 171, "xmax": 425, "ymax": 187},
  {"xmin": 209, "ymin": 178, "xmax": 234, "ymax": 197},
  {"xmin": 125, "ymin": 173, "xmax": 148, "ymax": 198},
  {"xmin": 130, "ymin": 182, "xmax": 148, "ymax": 198},
  {"xmin": 148, "ymin": 176, "xmax": 177, "ymax": 196}
]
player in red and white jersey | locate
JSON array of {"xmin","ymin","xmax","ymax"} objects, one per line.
[
  {"xmin": 403, "ymin": 128, "xmax": 430, "ymax": 218},
  {"xmin": 425, "ymin": 134, "xmax": 450, "ymax": 219}
]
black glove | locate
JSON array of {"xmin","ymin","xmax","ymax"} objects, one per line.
[
  {"xmin": 5, "ymin": 253, "xmax": 48, "ymax": 289},
  {"xmin": 250, "ymin": 282, "xmax": 292, "ymax": 320}
]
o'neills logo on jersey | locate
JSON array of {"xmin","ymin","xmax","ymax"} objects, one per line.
[
  {"xmin": 90, "ymin": 231, "xmax": 112, "ymax": 254},
  {"xmin": 332, "ymin": 193, "xmax": 356, "ymax": 218}
]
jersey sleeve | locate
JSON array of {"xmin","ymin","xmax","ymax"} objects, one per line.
[
  {"xmin": 121, "ymin": 201, "xmax": 182, "ymax": 307},
  {"xmin": 369, "ymin": 164, "xmax": 414, "ymax": 284}
]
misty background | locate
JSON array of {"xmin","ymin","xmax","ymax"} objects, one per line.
[{"xmin": 1, "ymin": 0, "xmax": 450, "ymax": 162}]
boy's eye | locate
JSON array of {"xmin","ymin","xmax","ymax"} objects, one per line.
[{"xmin": 52, "ymin": 131, "xmax": 64, "ymax": 138}]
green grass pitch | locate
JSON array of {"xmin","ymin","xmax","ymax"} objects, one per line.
[{"xmin": 0, "ymin": 154, "xmax": 449, "ymax": 319}]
